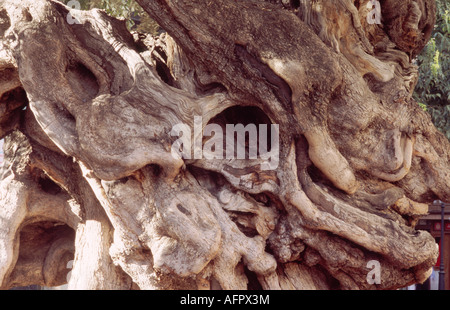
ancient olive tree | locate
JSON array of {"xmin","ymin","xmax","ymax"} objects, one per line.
[{"xmin": 0, "ymin": 0, "xmax": 448, "ymax": 290}]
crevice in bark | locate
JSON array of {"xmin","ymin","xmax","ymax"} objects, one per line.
[
  {"xmin": 0, "ymin": 87, "xmax": 28, "ymax": 139},
  {"xmin": 7, "ymin": 221, "xmax": 75, "ymax": 289},
  {"xmin": 243, "ymin": 264, "xmax": 264, "ymax": 290},
  {"xmin": 35, "ymin": 171, "xmax": 63, "ymax": 196},
  {"xmin": 230, "ymin": 215, "xmax": 260, "ymax": 238},
  {"xmin": 0, "ymin": 8, "xmax": 11, "ymax": 37},
  {"xmin": 66, "ymin": 61, "xmax": 100, "ymax": 102},
  {"xmin": 155, "ymin": 58, "xmax": 177, "ymax": 87},
  {"xmin": 290, "ymin": 0, "xmax": 301, "ymax": 10},
  {"xmin": 195, "ymin": 80, "xmax": 227, "ymax": 96},
  {"xmin": 207, "ymin": 105, "xmax": 275, "ymax": 157},
  {"xmin": 146, "ymin": 41, "xmax": 178, "ymax": 88}
]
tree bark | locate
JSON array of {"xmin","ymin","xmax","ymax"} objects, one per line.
[{"xmin": 0, "ymin": 0, "xmax": 448, "ymax": 290}]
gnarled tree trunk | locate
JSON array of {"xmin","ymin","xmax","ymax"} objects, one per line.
[{"xmin": 0, "ymin": 0, "xmax": 448, "ymax": 290}]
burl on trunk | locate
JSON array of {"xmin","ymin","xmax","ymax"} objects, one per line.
[{"xmin": 0, "ymin": 0, "xmax": 448, "ymax": 290}]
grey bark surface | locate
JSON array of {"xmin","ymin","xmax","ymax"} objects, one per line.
[{"xmin": 0, "ymin": 0, "xmax": 448, "ymax": 290}]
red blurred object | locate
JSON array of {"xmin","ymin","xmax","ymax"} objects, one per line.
[{"xmin": 433, "ymin": 222, "xmax": 450, "ymax": 231}]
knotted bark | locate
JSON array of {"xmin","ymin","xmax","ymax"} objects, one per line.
[{"xmin": 0, "ymin": 0, "xmax": 447, "ymax": 290}]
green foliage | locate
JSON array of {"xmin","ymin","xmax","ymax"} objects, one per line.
[
  {"xmin": 59, "ymin": 0, "xmax": 160, "ymax": 35},
  {"xmin": 414, "ymin": 0, "xmax": 450, "ymax": 140}
]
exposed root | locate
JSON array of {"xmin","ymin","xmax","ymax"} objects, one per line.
[{"xmin": 304, "ymin": 129, "xmax": 359, "ymax": 194}]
